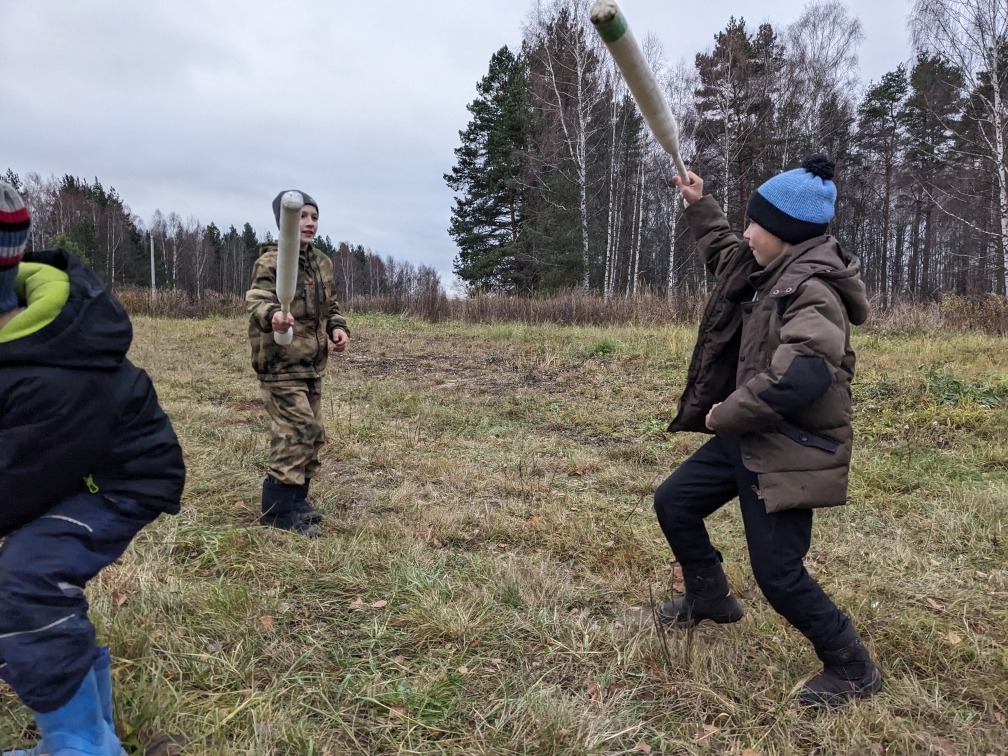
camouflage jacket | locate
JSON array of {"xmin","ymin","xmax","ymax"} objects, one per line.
[{"xmin": 246, "ymin": 242, "xmax": 349, "ymax": 382}]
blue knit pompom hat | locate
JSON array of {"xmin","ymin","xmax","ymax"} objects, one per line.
[
  {"xmin": 746, "ymin": 154, "xmax": 836, "ymax": 245},
  {"xmin": 0, "ymin": 181, "xmax": 30, "ymax": 312}
]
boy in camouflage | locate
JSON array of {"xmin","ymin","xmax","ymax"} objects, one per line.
[{"xmin": 246, "ymin": 190, "xmax": 349, "ymax": 537}]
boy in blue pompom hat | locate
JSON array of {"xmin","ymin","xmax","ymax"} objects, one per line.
[
  {"xmin": 0, "ymin": 181, "xmax": 185, "ymax": 754},
  {"xmin": 652, "ymin": 156, "xmax": 882, "ymax": 708}
]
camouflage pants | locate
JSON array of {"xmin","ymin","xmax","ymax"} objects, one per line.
[{"xmin": 259, "ymin": 378, "xmax": 326, "ymax": 485}]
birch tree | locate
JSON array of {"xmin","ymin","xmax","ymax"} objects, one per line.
[
  {"xmin": 693, "ymin": 18, "xmax": 777, "ymax": 226},
  {"xmin": 777, "ymin": 1, "xmax": 863, "ymax": 162},
  {"xmin": 525, "ymin": 0, "xmax": 606, "ymax": 290},
  {"xmin": 910, "ymin": 0, "xmax": 1008, "ymax": 295}
]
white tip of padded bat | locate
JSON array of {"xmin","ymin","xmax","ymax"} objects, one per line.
[
  {"xmin": 589, "ymin": 0, "xmax": 618, "ymax": 23},
  {"xmin": 281, "ymin": 190, "xmax": 304, "ymax": 211},
  {"xmin": 274, "ymin": 327, "xmax": 294, "ymax": 345}
]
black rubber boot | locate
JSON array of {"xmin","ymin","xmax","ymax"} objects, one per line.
[
  {"xmin": 294, "ymin": 479, "xmax": 323, "ymax": 525},
  {"xmin": 798, "ymin": 628, "xmax": 883, "ymax": 708},
  {"xmin": 260, "ymin": 478, "xmax": 319, "ymax": 538},
  {"xmin": 657, "ymin": 561, "xmax": 744, "ymax": 627}
]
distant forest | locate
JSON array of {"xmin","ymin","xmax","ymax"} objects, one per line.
[
  {"xmin": 446, "ymin": 0, "xmax": 1008, "ymax": 305},
  {"xmin": 2, "ymin": 170, "xmax": 442, "ymax": 302},
  {"xmin": 9, "ymin": 0, "xmax": 1008, "ymax": 308}
]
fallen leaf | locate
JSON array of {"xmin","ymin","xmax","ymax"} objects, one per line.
[
  {"xmin": 207, "ymin": 641, "xmax": 223, "ymax": 653},
  {"xmin": 947, "ymin": 630, "xmax": 962, "ymax": 645},
  {"xmin": 635, "ymin": 743, "xmax": 652, "ymax": 754},
  {"xmin": 926, "ymin": 597, "xmax": 944, "ymax": 610},
  {"xmin": 457, "ymin": 665, "xmax": 469, "ymax": 674},
  {"xmin": 371, "ymin": 599, "xmax": 388, "ymax": 609},
  {"xmin": 693, "ymin": 725, "xmax": 717, "ymax": 748},
  {"xmin": 912, "ymin": 732, "xmax": 959, "ymax": 756},
  {"xmin": 258, "ymin": 615, "xmax": 274, "ymax": 632}
]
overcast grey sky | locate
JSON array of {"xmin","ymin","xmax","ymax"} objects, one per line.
[{"xmin": 4, "ymin": 1, "xmax": 913, "ymax": 286}]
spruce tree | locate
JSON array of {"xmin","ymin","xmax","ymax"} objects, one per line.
[{"xmin": 445, "ymin": 46, "xmax": 530, "ymax": 292}]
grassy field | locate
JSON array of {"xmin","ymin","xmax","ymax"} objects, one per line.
[{"xmin": 2, "ymin": 314, "xmax": 1005, "ymax": 755}]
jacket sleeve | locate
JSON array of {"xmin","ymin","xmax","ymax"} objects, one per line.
[
  {"xmin": 0, "ymin": 374, "xmax": 116, "ymax": 516},
  {"xmin": 245, "ymin": 252, "xmax": 280, "ymax": 332},
  {"xmin": 327, "ymin": 296, "xmax": 349, "ymax": 337},
  {"xmin": 711, "ymin": 279, "xmax": 847, "ymax": 436},
  {"xmin": 318, "ymin": 255, "xmax": 349, "ymax": 337},
  {"xmin": 685, "ymin": 195, "xmax": 749, "ymax": 278}
]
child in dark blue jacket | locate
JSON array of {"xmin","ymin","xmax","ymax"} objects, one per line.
[{"xmin": 0, "ymin": 181, "xmax": 186, "ymax": 755}]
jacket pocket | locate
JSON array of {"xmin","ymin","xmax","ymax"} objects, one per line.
[
  {"xmin": 290, "ymin": 287, "xmax": 309, "ymax": 319},
  {"xmin": 777, "ymin": 420, "xmax": 838, "ymax": 453}
]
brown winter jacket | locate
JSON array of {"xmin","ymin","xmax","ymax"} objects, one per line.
[
  {"xmin": 246, "ymin": 242, "xmax": 349, "ymax": 382},
  {"xmin": 668, "ymin": 195, "xmax": 869, "ymax": 512}
]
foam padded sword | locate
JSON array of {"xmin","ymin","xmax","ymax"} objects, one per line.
[
  {"xmin": 590, "ymin": 0, "xmax": 691, "ymax": 183},
  {"xmin": 274, "ymin": 190, "xmax": 304, "ymax": 345}
]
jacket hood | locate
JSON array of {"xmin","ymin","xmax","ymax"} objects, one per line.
[
  {"xmin": 0, "ymin": 248, "xmax": 132, "ymax": 369},
  {"xmin": 753, "ymin": 236, "xmax": 869, "ymax": 326}
]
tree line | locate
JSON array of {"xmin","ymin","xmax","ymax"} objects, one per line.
[
  {"xmin": 446, "ymin": 0, "xmax": 1008, "ymax": 304},
  {"xmin": 2, "ymin": 170, "xmax": 443, "ymax": 302}
]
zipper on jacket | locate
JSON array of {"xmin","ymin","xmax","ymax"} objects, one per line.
[{"xmin": 310, "ymin": 253, "xmax": 322, "ymax": 356}]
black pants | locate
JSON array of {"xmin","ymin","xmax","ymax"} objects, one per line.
[{"xmin": 654, "ymin": 435, "xmax": 850, "ymax": 653}]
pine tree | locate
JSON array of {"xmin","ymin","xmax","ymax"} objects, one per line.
[
  {"xmin": 855, "ymin": 66, "xmax": 909, "ymax": 304},
  {"xmin": 903, "ymin": 54, "xmax": 964, "ymax": 297},
  {"xmin": 692, "ymin": 17, "xmax": 777, "ymax": 225},
  {"xmin": 445, "ymin": 46, "xmax": 531, "ymax": 293}
]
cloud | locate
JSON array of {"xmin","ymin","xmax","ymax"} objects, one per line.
[{"xmin": 4, "ymin": 0, "xmax": 912, "ymax": 285}]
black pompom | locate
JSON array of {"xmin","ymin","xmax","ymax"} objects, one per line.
[{"xmin": 802, "ymin": 153, "xmax": 835, "ymax": 181}]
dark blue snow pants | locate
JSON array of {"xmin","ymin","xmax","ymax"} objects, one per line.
[{"xmin": 0, "ymin": 491, "xmax": 158, "ymax": 712}]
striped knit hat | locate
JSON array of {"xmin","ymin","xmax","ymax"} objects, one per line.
[
  {"xmin": 746, "ymin": 154, "xmax": 836, "ymax": 245},
  {"xmin": 0, "ymin": 181, "xmax": 30, "ymax": 311}
]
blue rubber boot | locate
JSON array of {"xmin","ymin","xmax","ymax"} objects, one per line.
[
  {"xmin": 92, "ymin": 647, "xmax": 116, "ymax": 730},
  {"xmin": 2, "ymin": 668, "xmax": 125, "ymax": 756},
  {"xmin": 3, "ymin": 648, "xmax": 122, "ymax": 756}
]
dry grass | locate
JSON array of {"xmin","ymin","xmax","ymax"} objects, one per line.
[
  {"xmin": 115, "ymin": 286, "xmax": 1008, "ymax": 335},
  {"xmin": 1, "ymin": 314, "xmax": 1005, "ymax": 755}
]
